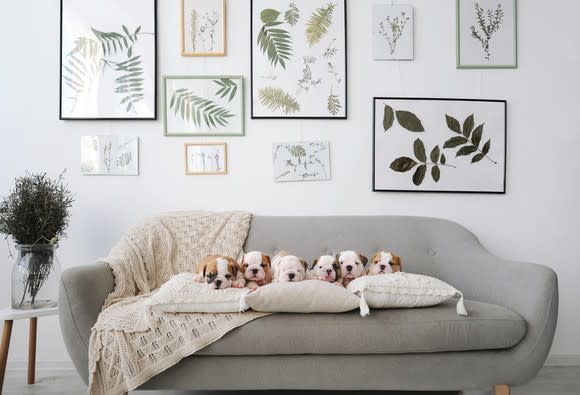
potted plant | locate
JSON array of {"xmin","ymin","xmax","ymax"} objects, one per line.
[{"xmin": 0, "ymin": 172, "xmax": 73, "ymax": 309}]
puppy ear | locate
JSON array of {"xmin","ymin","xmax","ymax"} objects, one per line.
[
  {"xmin": 358, "ymin": 253, "xmax": 368, "ymax": 267},
  {"xmin": 335, "ymin": 253, "xmax": 341, "ymax": 262},
  {"xmin": 300, "ymin": 259, "xmax": 308, "ymax": 271},
  {"xmin": 391, "ymin": 255, "xmax": 402, "ymax": 272},
  {"xmin": 371, "ymin": 252, "xmax": 381, "ymax": 264},
  {"xmin": 262, "ymin": 254, "xmax": 271, "ymax": 269},
  {"xmin": 311, "ymin": 259, "xmax": 318, "ymax": 270}
]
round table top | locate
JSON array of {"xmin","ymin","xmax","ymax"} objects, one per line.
[{"xmin": 0, "ymin": 306, "xmax": 58, "ymax": 320}]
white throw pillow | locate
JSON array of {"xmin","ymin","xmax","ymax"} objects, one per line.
[
  {"xmin": 245, "ymin": 280, "xmax": 360, "ymax": 313},
  {"xmin": 147, "ymin": 273, "xmax": 251, "ymax": 314},
  {"xmin": 347, "ymin": 273, "xmax": 468, "ymax": 317}
]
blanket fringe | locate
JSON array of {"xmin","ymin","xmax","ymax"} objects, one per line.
[
  {"xmin": 359, "ymin": 290, "xmax": 370, "ymax": 317},
  {"xmin": 456, "ymin": 292, "xmax": 468, "ymax": 316}
]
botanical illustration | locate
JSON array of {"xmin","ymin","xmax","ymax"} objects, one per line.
[
  {"xmin": 444, "ymin": 114, "xmax": 496, "ymax": 164},
  {"xmin": 164, "ymin": 76, "xmax": 244, "ymax": 136},
  {"xmin": 390, "ymin": 139, "xmax": 454, "ymax": 186},
  {"xmin": 182, "ymin": 0, "xmax": 225, "ymax": 56},
  {"xmin": 373, "ymin": 5, "xmax": 414, "ymax": 60},
  {"xmin": 185, "ymin": 143, "xmax": 227, "ymax": 175},
  {"xmin": 273, "ymin": 141, "xmax": 331, "ymax": 182},
  {"xmin": 470, "ymin": 3, "xmax": 504, "ymax": 61},
  {"xmin": 81, "ymin": 136, "xmax": 139, "ymax": 176},
  {"xmin": 252, "ymin": 0, "xmax": 346, "ymax": 118},
  {"xmin": 61, "ymin": 0, "xmax": 156, "ymax": 119},
  {"xmin": 382, "ymin": 104, "xmax": 425, "ymax": 133}
]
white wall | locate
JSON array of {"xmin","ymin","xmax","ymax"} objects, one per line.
[{"xmin": 1, "ymin": 0, "xmax": 579, "ymax": 367}]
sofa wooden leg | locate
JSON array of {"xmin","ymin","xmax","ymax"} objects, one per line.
[{"xmin": 494, "ymin": 384, "xmax": 510, "ymax": 395}]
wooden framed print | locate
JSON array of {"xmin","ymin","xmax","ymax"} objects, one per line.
[
  {"xmin": 60, "ymin": 0, "xmax": 157, "ymax": 120},
  {"xmin": 373, "ymin": 97, "xmax": 507, "ymax": 193},
  {"xmin": 457, "ymin": 0, "xmax": 517, "ymax": 69},
  {"xmin": 185, "ymin": 143, "xmax": 228, "ymax": 175},
  {"xmin": 251, "ymin": 0, "xmax": 347, "ymax": 119},
  {"xmin": 164, "ymin": 76, "xmax": 244, "ymax": 136},
  {"xmin": 181, "ymin": 0, "xmax": 226, "ymax": 56}
]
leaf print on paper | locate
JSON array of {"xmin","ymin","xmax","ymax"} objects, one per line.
[{"xmin": 305, "ymin": 3, "xmax": 335, "ymax": 47}]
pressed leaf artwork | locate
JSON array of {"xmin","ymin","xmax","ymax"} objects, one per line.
[
  {"xmin": 252, "ymin": 0, "xmax": 346, "ymax": 118},
  {"xmin": 273, "ymin": 141, "xmax": 331, "ymax": 182},
  {"xmin": 373, "ymin": 5, "xmax": 414, "ymax": 60},
  {"xmin": 61, "ymin": 0, "xmax": 156, "ymax": 119},
  {"xmin": 164, "ymin": 76, "xmax": 244, "ymax": 136},
  {"xmin": 374, "ymin": 98, "xmax": 506, "ymax": 193},
  {"xmin": 81, "ymin": 136, "xmax": 139, "ymax": 176},
  {"xmin": 181, "ymin": 0, "xmax": 226, "ymax": 56}
]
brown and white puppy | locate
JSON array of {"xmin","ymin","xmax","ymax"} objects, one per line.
[
  {"xmin": 336, "ymin": 251, "xmax": 368, "ymax": 287},
  {"xmin": 240, "ymin": 251, "xmax": 272, "ymax": 290},
  {"xmin": 367, "ymin": 251, "xmax": 403, "ymax": 275},
  {"xmin": 195, "ymin": 255, "xmax": 245, "ymax": 289},
  {"xmin": 309, "ymin": 255, "xmax": 342, "ymax": 285},
  {"xmin": 271, "ymin": 251, "xmax": 308, "ymax": 283}
]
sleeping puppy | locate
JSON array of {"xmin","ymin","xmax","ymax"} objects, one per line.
[
  {"xmin": 195, "ymin": 255, "xmax": 245, "ymax": 289},
  {"xmin": 271, "ymin": 251, "xmax": 308, "ymax": 283},
  {"xmin": 336, "ymin": 251, "xmax": 368, "ymax": 287},
  {"xmin": 367, "ymin": 251, "xmax": 403, "ymax": 275},
  {"xmin": 240, "ymin": 251, "xmax": 272, "ymax": 289},
  {"xmin": 309, "ymin": 255, "xmax": 342, "ymax": 285}
]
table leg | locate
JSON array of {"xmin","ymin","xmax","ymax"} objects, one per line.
[
  {"xmin": 28, "ymin": 317, "xmax": 37, "ymax": 385},
  {"xmin": 0, "ymin": 320, "xmax": 14, "ymax": 393}
]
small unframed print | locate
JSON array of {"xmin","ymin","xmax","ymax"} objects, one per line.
[
  {"xmin": 181, "ymin": 0, "xmax": 226, "ymax": 56},
  {"xmin": 185, "ymin": 143, "xmax": 228, "ymax": 175},
  {"xmin": 457, "ymin": 0, "xmax": 517, "ymax": 68},
  {"xmin": 81, "ymin": 136, "xmax": 139, "ymax": 176},
  {"xmin": 273, "ymin": 141, "xmax": 331, "ymax": 182},
  {"xmin": 373, "ymin": 4, "xmax": 414, "ymax": 60}
]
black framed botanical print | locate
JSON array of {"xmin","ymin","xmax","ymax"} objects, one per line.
[
  {"xmin": 60, "ymin": 0, "xmax": 157, "ymax": 120},
  {"xmin": 251, "ymin": 0, "xmax": 347, "ymax": 119},
  {"xmin": 373, "ymin": 97, "xmax": 506, "ymax": 193}
]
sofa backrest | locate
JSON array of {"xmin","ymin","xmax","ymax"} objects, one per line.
[{"xmin": 244, "ymin": 215, "xmax": 482, "ymax": 280}]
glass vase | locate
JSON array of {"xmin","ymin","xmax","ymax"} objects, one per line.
[{"xmin": 11, "ymin": 244, "xmax": 61, "ymax": 310}]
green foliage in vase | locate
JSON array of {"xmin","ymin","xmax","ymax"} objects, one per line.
[
  {"xmin": 114, "ymin": 56, "xmax": 145, "ymax": 113},
  {"xmin": 284, "ymin": 2, "xmax": 300, "ymax": 26},
  {"xmin": 0, "ymin": 172, "xmax": 74, "ymax": 245},
  {"xmin": 258, "ymin": 87, "xmax": 300, "ymax": 114},
  {"xmin": 327, "ymin": 92, "xmax": 342, "ymax": 116},
  {"xmin": 305, "ymin": 3, "xmax": 335, "ymax": 47},
  {"xmin": 258, "ymin": 9, "xmax": 293, "ymax": 69},
  {"xmin": 382, "ymin": 104, "xmax": 424, "ymax": 132},
  {"xmin": 444, "ymin": 114, "xmax": 496, "ymax": 164},
  {"xmin": 213, "ymin": 78, "xmax": 238, "ymax": 102},
  {"xmin": 470, "ymin": 3, "xmax": 504, "ymax": 61},
  {"xmin": 390, "ymin": 139, "xmax": 454, "ymax": 186},
  {"xmin": 170, "ymin": 88, "xmax": 234, "ymax": 128}
]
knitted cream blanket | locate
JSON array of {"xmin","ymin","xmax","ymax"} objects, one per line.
[{"xmin": 88, "ymin": 211, "xmax": 268, "ymax": 395}]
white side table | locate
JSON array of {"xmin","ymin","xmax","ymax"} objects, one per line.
[{"xmin": 0, "ymin": 307, "xmax": 58, "ymax": 393}]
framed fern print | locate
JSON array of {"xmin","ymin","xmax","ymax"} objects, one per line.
[
  {"xmin": 81, "ymin": 135, "xmax": 139, "ymax": 176},
  {"xmin": 60, "ymin": 0, "xmax": 157, "ymax": 120},
  {"xmin": 373, "ymin": 98, "xmax": 506, "ymax": 194},
  {"xmin": 163, "ymin": 76, "xmax": 244, "ymax": 136},
  {"xmin": 181, "ymin": 0, "xmax": 226, "ymax": 56},
  {"xmin": 251, "ymin": 0, "xmax": 347, "ymax": 119},
  {"xmin": 273, "ymin": 141, "xmax": 331, "ymax": 182}
]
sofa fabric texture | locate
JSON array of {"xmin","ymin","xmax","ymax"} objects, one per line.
[{"xmin": 59, "ymin": 215, "xmax": 559, "ymax": 392}]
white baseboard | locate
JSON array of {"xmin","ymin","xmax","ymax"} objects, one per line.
[
  {"xmin": 546, "ymin": 354, "xmax": 580, "ymax": 366},
  {"xmin": 6, "ymin": 360, "xmax": 75, "ymax": 371}
]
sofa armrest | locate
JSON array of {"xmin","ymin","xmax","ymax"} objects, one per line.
[{"xmin": 58, "ymin": 263, "xmax": 114, "ymax": 384}]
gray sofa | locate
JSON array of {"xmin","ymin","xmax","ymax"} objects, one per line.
[{"xmin": 59, "ymin": 216, "xmax": 558, "ymax": 394}]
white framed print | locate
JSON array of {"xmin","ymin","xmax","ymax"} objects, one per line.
[
  {"xmin": 60, "ymin": 0, "xmax": 157, "ymax": 120},
  {"xmin": 273, "ymin": 141, "xmax": 331, "ymax": 182},
  {"xmin": 81, "ymin": 136, "xmax": 139, "ymax": 176},
  {"xmin": 457, "ymin": 0, "xmax": 517, "ymax": 69},
  {"xmin": 185, "ymin": 143, "xmax": 228, "ymax": 175},
  {"xmin": 164, "ymin": 76, "xmax": 244, "ymax": 136},
  {"xmin": 181, "ymin": 0, "xmax": 226, "ymax": 56},
  {"xmin": 373, "ymin": 98, "xmax": 506, "ymax": 193},
  {"xmin": 373, "ymin": 4, "xmax": 414, "ymax": 61},
  {"xmin": 251, "ymin": 0, "xmax": 347, "ymax": 119}
]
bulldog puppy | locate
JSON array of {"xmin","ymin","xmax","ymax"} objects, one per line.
[
  {"xmin": 336, "ymin": 251, "xmax": 368, "ymax": 287},
  {"xmin": 271, "ymin": 251, "xmax": 308, "ymax": 283},
  {"xmin": 195, "ymin": 255, "xmax": 245, "ymax": 289},
  {"xmin": 309, "ymin": 255, "xmax": 342, "ymax": 285},
  {"xmin": 240, "ymin": 251, "xmax": 272, "ymax": 290},
  {"xmin": 367, "ymin": 251, "xmax": 403, "ymax": 275}
]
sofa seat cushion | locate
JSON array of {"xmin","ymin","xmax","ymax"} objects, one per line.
[{"xmin": 197, "ymin": 299, "xmax": 526, "ymax": 355}]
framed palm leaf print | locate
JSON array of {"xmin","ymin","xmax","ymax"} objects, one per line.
[
  {"xmin": 60, "ymin": 0, "xmax": 157, "ymax": 120},
  {"xmin": 251, "ymin": 0, "xmax": 347, "ymax": 119}
]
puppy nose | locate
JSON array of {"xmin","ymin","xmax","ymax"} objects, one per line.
[
  {"xmin": 346, "ymin": 265, "xmax": 353, "ymax": 271},
  {"xmin": 380, "ymin": 265, "xmax": 386, "ymax": 270},
  {"xmin": 252, "ymin": 268, "xmax": 259, "ymax": 275},
  {"xmin": 288, "ymin": 273, "xmax": 295, "ymax": 280},
  {"xmin": 215, "ymin": 279, "xmax": 222, "ymax": 287},
  {"xmin": 326, "ymin": 269, "xmax": 332, "ymax": 275}
]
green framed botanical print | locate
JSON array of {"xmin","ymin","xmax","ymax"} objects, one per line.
[
  {"xmin": 456, "ymin": 0, "xmax": 517, "ymax": 69},
  {"xmin": 163, "ymin": 75, "xmax": 244, "ymax": 136}
]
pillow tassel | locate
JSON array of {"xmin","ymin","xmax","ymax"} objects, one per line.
[
  {"xmin": 456, "ymin": 292, "xmax": 468, "ymax": 316},
  {"xmin": 239, "ymin": 289, "xmax": 251, "ymax": 312},
  {"xmin": 359, "ymin": 290, "xmax": 370, "ymax": 317}
]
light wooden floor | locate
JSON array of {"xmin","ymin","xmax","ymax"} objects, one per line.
[{"xmin": 3, "ymin": 366, "xmax": 579, "ymax": 395}]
